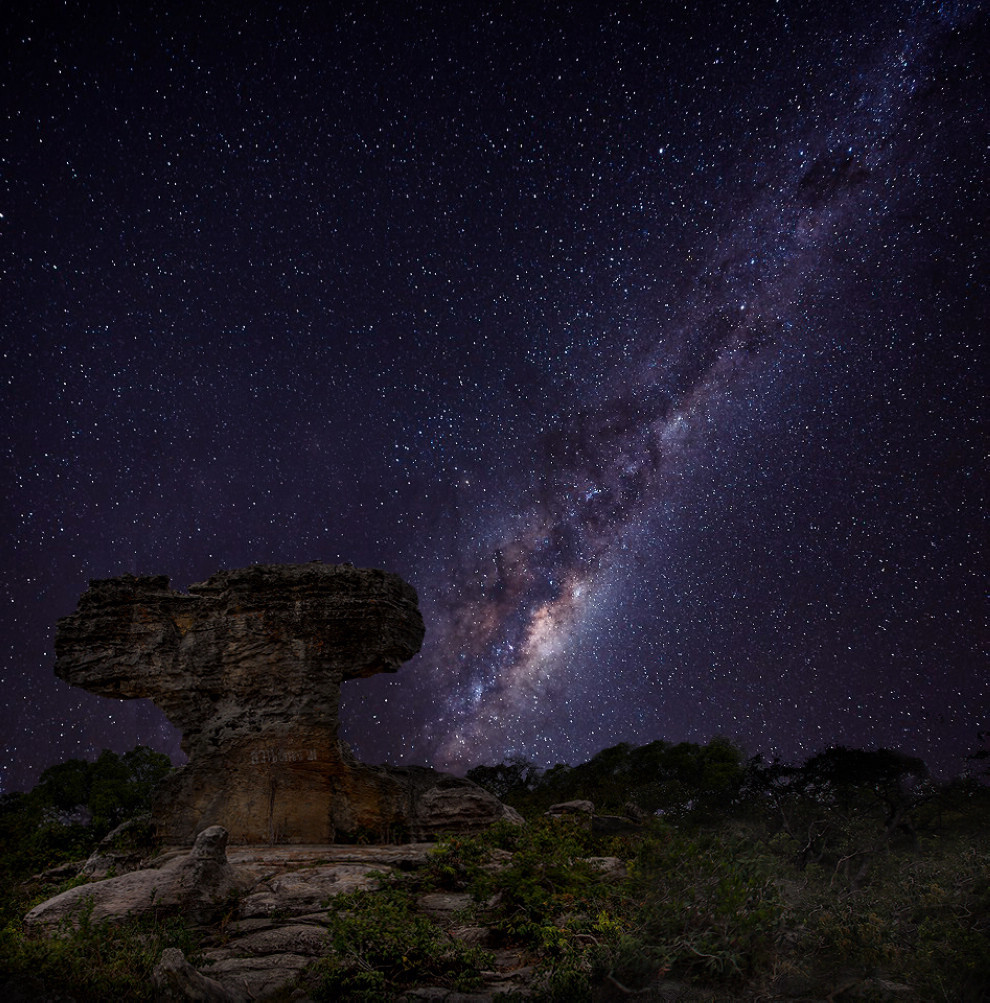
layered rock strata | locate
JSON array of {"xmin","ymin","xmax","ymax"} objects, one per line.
[{"xmin": 55, "ymin": 563, "xmax": 517, "ymax": 844}]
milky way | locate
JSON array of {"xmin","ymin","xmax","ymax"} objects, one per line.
[
  {"xmin": 349, "ymin": 2, "xmax": 986, "ymax": 772},
  {"xmin": 2, "ymin": 2, "xmax": 985, "ymax": 792}
]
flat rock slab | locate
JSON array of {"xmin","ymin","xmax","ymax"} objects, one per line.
[
  {"xmin": 200, "ymin": 953, "xmax": 312, "ymax": 1001},
  {"xmin": 205, "ymin": 923, "xmax": 329, "ymax": 959},
  {"xmin": 400, "ymin": 991, "xmax": 497, "ymax": 1001},
  {"xmin": 223, "ymin": 841, "xmax": 438, "ymax": 871},
  {"xmin": 238, "ymin": 862, "xmax": 388, "ymax": 918},
  {"xmin": 417, "ymin": 891, "xmax": 474, "ymax": 918},
  {"xmin": 25, "ymin": 839, "xmax": 438, "ymax": 930}
]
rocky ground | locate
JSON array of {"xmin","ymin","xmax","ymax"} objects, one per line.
[
  {"xmin": 23, "ymin": 827, "xmax": 548, "ymax": 1001},
  {"xmin": 18, "ymin": 800, "xmax": 963, "ymax": 1001}
]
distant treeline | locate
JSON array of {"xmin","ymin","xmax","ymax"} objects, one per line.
[{"xmin": 468, "ymin": 737, "xmax": 989, "ymax": 876}]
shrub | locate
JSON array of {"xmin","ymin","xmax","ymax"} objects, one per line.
[
  {"xmin": 421, "ymin": 814, "xmax": 783, "ymax": 996},
  {"xmin": 596, "ymin": 826, "xmax": 782, "ymax": 989},
  {"xmin": 795, "ymin": 829, "xmax": 990, "ymax": 1000},
  {"xmin": 314, "ymin": 879, "xmax": 493, "ymax": 1000},
  {"xmin": 0, "ymin": 907, "xmax": 201, "ymax": 1001}
]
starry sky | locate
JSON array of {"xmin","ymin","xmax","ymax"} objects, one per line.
[{"xmin": 2, "ymin": 1, "xmax": 986, "ymax": 795}]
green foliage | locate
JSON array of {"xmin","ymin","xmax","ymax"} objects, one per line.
[
  {"xmin": 3, "ymin": 740, "xmax": 987, "ymax": 1000},
  {"xmin": 0, "ymin": 907, "xmax": 201, "ymax": 1001},
  {"xmin": 0, "ymin": 746, "xmax": 171, "ymax": 886},
  {"xmin": 421, "ymin": 817, "xmax": 613, "ymax": 998},
  {"xmin": 791, "ymin": 828, "xmax": 990, "ymax": 1000},
  {"xmin": 314, "ymin": 879, "xmax": 493, "ymax": 1000},
  {"xmin": 448, "ymin": 740, "xmax": 990, "ymax": 998},
  {"xmin": 738, "ymin": 745, "xmax": 946, "ymax": 889},
  {"xmin": 467, "ymin": 817, "xmax": 606, "ymax": 944},
  {"xmin": 419, "ymin": 814, "xmax": 782, "ymax": 996},
  {"xmin": 613, "ymin": 828, "xmax": 782, "ymax": 985},
  {"xmin": 0, "ymin": 746, "xmax": 172, "ymax": 932},
  {"xmin": 421, "ymin": 824, "xmax": 509, "ymax": 890}
]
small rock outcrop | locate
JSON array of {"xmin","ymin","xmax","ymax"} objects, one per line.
[
  {"xmin": 545, "ymin": 799, "xmax": 643, "ymax": 836},
  {"xmin": 545, "ymin": 800, "xmax": 595, "ymax": 817},
  {"xmin": 55, "ymin": 563, "xmax": 518, "ymax": 844},
  {"xmin": 152, "ymin": 948, "xmax": 236, "ymax": 1002},
  {"xmin": 25, "ymin": 826, "xmax": 239, "ymax": 931}
]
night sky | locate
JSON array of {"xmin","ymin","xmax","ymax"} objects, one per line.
[{"xmin": 2, "ymin": 1, "xmax": 986, "ymax": 795}]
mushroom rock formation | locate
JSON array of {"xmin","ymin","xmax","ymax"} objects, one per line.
[{"xmin": 55, "ymin": 563, "xmax": 515, "ymax": 844}]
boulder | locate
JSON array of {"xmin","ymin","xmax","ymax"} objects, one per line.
[
  {"xmin": 591, "ymin": 814, "xmax": 642, "ymax": 836},
  {"xmin": 585, "ymin": 856, "xmax": 627, "ymax": 880},
  {"xmin": 545, "ymin": 800, "xmax": 595, "ymax": 816},
  {"xmin": 25, "ymin": 825, "xmax": 239, "ymax": 931},
  {"xmin": 193, "ymin": 955, "xmax": 312, "ymax": 1001},
  {"xmin": 237, "ymin": 862, "xmax": 385, "ymax": 918},
  {"xmin": 392, "ymin": 766, "xmax": 525, "ymax": 839},
  {"xmin": 544, "ymin": 799, "xmax": 642, "ymax": 835}
]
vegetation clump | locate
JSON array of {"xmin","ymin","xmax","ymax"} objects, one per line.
[
  {"xmin": 414, "ymin": 815, "xmax": 783, "ymax": 998},
  {"xmin": 314, "ymin": 879, "xmax": 493, "ymax": 999},
  {"xmin": 463, "ymin": 739, "xmax": 990, "ymax": 1000},
  {"xmin": 0, "ymin": 906, "xmax": 201, "ymax": 1002}
]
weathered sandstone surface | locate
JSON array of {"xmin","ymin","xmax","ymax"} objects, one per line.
[{"xmin": 55, "ymin": 563, "xmax": 519, "ymax": 844}]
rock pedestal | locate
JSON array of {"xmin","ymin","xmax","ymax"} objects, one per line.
[{"xmin": 55, "ymin": 563, "xmax": 516, "ymax": 844}]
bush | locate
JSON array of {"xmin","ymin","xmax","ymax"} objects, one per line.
[
  {"xmin": 0, "ymin": 906, "xmax": 201, "ymax": 1001},
  {"xmin": 594, "ymin": 827, "xmax": 782, "ymax": 990},
  {"xmin": 0, "ymin": 747, "xmax": 172, "ymax": 889},
  {"xmin": 314, "ymin": 878, "xmax": 493, "ymax": 1000},
  {"xmin": 795, "ymin": 829, "xmax": 990, "ymax": 1000},
  {"xmin": 418, "ymin": 814, "xmax": 783, "ymax": 997}
]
